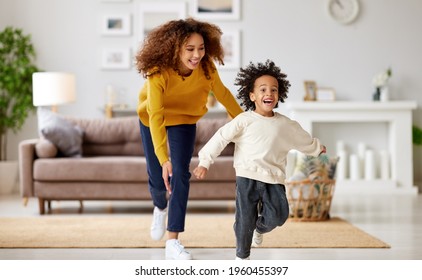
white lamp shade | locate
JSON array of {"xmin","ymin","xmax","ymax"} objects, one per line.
[{"xmin": 32, "ymin": 72, "xmax": 76, "ymax": 106}]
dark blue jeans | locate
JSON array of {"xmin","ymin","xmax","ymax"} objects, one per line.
[
  {"xmin": 139, "ymin": 121, "xmax": 196, "ymax": 232},
  {"xmin": 234, "ymin": 176, "xmax": 289, "ymax": 259}
]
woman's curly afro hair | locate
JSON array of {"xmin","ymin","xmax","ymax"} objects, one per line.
[
  {"xmin": 135, "ymin": 18, "xmax": 225, "ymax": 80},
  {"xmin": 235, "ymin": 59, "xmax": 291, "ymax": 111}
]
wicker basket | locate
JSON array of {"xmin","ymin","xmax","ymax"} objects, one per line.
[{"xmin": 285, "ymin": 179, "xmax": 336, "ymax": 221}]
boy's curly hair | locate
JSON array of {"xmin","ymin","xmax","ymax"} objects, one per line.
[
  {"xmin": 135, "ymin": 18, "xmax": 225, "ymax": 79},
  {"xmin": 235, "ymin": 60, "xmax": 291, "ymax": 111}
]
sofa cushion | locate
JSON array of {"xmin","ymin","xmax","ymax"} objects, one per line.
[
  {"xmin": 34, "ymin": 156, "xmax": 149, "ymax": 182},
  {"xmin": 37, "ymin": 108, "xmax": 84, "ymax": 157},
  {"xmin": 62, "ymin": 116, "xmax": 232, "ymax": 157},
  {"xmin": 33, "ymin": 156, "xmax": 235, "ymax": 183},
  {"xmin": 66, "ymin": 117, "xmax": 144, "ymax": 156}
]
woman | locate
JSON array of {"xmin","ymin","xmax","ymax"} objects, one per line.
[{"xmin": 135, "ymin": 18, "xmax": 243, "ymax": 260}]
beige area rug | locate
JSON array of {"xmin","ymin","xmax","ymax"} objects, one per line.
[{"xmin": 0, "ymin": 215, "xmax": 389, "ymax": 248}]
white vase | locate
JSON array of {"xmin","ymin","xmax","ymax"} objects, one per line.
[{"xmin": 380, "ymin": 85, "xmax": 389, "ymax": 102}]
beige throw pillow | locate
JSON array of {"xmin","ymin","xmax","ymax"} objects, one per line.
[{"xmin": 35, "ymin": 138, "xmax": 58, "ymax": 158}]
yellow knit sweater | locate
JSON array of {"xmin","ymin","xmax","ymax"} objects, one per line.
[{"xmin": 137, "ymin": 66, "xmax": 243, "ymax": 165}]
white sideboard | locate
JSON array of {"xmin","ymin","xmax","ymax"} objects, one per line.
[{"xmin": 285, "ymin": 101, "xmax": 418, "ymax": 195}]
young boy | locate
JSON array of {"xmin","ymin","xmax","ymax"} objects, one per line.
[{"xmin": 193, "ymin": 60, "xmax": 326, "ymax": 260}]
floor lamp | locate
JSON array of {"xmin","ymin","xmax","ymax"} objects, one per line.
[{"xmin": 26, "ymin": 72, "xmax": 76, "ymax": 207}]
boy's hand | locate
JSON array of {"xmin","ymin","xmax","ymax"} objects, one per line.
[
  {"xmin": 320, "ymin": 145, "xmax": 327, "ymax": 155},
  {"xmin": 193, "ymin": 166, "xmax": 208, "ymax": 179}
]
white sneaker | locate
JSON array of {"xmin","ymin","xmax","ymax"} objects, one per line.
[
  {"xmin": 165, "ymin": 239, "xmax": 193, "ymax": 260},
  {"xmin": 252, "ymin": 229, "xmax": 263, "ymax": 247},
  {"xmin": 150, "ymin": 207, "xmax": 166, "ymax": 241},
  {"xmin": 235, "ymin": 256, "xmax": 250, "ymax": 260}
]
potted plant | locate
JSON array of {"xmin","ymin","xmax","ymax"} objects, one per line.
[{"xmin": 0, "ymin": 26, "xmax": 41, "ymax": 194}]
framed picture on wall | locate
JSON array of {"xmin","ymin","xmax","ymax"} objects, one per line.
[
  {"xmin": 101, "ymin": 14, "xmax": 131, "ymax": 36},
  {"xmin": 192, "ymin": 0, "xmax": 240, "ymax": 20},
  {"xmin": 138, "ymin": 3, "xmax": 186, "ymax": 43},
  {"xmin": 101, "ymin": 48, "xmax": 131, "ymax": 70},
  {"xmin": 316, "ymin": 87, "xmax": 336, "ymax": 101},
  {"xmin": 303, "ymin": 80, "xmax": 317, "ymax": 101},
  {"xmin": 218, "ymin": 30, "xmax": 240, "ymax": 70}
]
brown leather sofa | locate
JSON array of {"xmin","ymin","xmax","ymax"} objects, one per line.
[{"xmin": 19, "ymin": 116, "xmax": 236, "ymax": 214}]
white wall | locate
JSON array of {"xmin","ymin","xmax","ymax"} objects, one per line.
[{"xmin": 1, "ymin": 0, "xmax": 421, "ymax": 184}]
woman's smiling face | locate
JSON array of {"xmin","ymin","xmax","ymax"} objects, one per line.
[{"xmin": 179, "ymin": 33, "xmax": 205, "ymax": 75}]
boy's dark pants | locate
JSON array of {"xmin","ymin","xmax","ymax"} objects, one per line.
[{"xmin": 234, "ymin": 176, "xmax": 289, "ymax": 259}]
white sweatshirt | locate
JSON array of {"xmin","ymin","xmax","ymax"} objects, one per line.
[{"xmin": 198, "ymin": 111, "xmax": 322, "ymax": 184}]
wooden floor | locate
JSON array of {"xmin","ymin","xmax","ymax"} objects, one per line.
[{"xmin": 1, "ymin": 192, "xmax": 421, "ymax": 260}]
